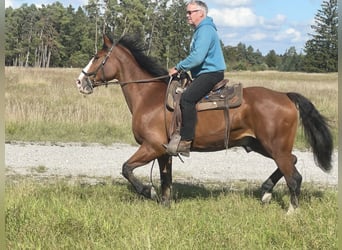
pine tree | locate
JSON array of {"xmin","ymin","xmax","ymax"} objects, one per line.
[
  {"xmin": 265, "ymin": 50, "xmax": 278, "ymax": 69},
  {"xmin": 303, "ymin": 0, "xmax": 338, "ymax": 72}
]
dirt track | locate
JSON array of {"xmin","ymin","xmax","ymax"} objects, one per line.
[{"xmin": 5, "ymin": 141, "xmax": 338, "ymax": 186}]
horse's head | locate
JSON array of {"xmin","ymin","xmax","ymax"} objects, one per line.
[{"xmin": 76, "ymin": 35, "xmax": 117, "ymax": 95}]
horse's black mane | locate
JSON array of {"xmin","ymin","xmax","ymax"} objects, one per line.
[{"xmin": 116, "ymin": 34, "xmax": 169, "ymax": 83}]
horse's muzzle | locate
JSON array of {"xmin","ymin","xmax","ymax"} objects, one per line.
[{"xmin": 76, "ymin": 78, "xmax": 94, "ymax": 95}]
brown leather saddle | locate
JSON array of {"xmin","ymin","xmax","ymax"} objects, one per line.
[{"xmin": 166, "ymin": 79, "xmax": 243, "ymax": 112}]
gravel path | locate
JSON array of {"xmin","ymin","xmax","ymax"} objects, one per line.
[{"xmin": 5, "ymin": 141, "xmax": 338, "ymax": 186}]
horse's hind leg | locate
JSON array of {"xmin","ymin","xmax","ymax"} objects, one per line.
[
  {"xmin": 261, "ymin": 168, "xmax": 283, "ymax": 203},
  {"xmin": 238, "ymin": 137, "xmax": 300, "ymax": 205},
  {"xmin": 158, "ymin": 155, "xmax": 172, "ymax": 207},
  {"xmin": 261, "ymin": 154, "xmax": 297, "ymax": 203},
  {"xmin": 274, "ymin": 154, "xmax": 302, "ymax": 213},
  {"xmin": 285, "ymin": 167, "xmax": 302, "ymax": 214}
]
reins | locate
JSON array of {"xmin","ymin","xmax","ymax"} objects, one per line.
[{"xmin": 93, "ymin": 74, "xmax": 170, "ymax": 88}]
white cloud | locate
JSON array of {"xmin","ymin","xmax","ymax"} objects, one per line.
[
  {"xmin": 248, "ymin": 32, "xmax": 267, "ymax": 41},
  {"xmin": 210, "ymin": 0, "xmax": 252, "ymax": 7},
  {"xmin": 275, "ymin": 28, "xmax": 302, "ymax": 42},
  {"xmin": 270, "ymin": 14, "xmax": 287, "ymax": 26},
  {"xmin": 275, "ymin": 14, "xmax": 287, "ymax": 23},
  {"xmin": 224, "ymin": 32, "xmax": 239, "ymax": 39},
  {"xmin": 210, "ymin": 8, "xmax": 264, "ymax": 27},
  {"xmin": 261, "ymin": 14, "xmax": 287, "ymax": 30},
  {"xmin": 220, "ymin": 32, "xmax": 239, "ymax": 42}
]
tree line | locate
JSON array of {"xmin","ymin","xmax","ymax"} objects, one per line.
[{"xmin": 5, "ymin": 0, "xmax": 337, "ymax": 72}]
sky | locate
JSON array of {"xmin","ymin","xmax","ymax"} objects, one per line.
[{"xmin": 5, "ymin": 0, "xmax": 324, "ymax": 55}]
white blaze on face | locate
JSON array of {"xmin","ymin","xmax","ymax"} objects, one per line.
[{"xmin": 76, "ymin": 58, "xmax": 93, "ymax": 86}]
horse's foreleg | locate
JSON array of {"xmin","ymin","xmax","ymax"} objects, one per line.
[
  {"xmin": 121, "ymin": 145, "xmax": 162, "ymax": 199},
  {"xmin": 122, "ymin": 161, "xmax": 153, "ymax": 199},
  {"xmin": 158, "ymin": 155, "xmax": 173, "ymax": 207}
]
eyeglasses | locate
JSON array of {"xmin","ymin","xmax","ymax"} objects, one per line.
[{"xmin": 186, "ymin": 9, "xmax": 201, "ymax": 15}]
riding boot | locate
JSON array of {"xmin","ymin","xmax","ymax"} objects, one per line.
[
  {"xmin": 163, "ymin": 134, "xmax": 192, "ymax": 157},
  {"xmin": 176, "ymin": 140, "xmax": 192, "ymax": 157}
]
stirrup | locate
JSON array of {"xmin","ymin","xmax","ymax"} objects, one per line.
[{"xmin": 163, "ymin": 134, "xmax": 181, "ymax": 156}]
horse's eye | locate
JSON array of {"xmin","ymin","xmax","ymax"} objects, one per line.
[{"xmin": 93, "ymin": 54, "xmax": 100, "ymax": 61}]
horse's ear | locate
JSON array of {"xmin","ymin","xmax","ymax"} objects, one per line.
[{"xmin": 103, "ymin": 33, "xmax": 114, "ymax": 48}]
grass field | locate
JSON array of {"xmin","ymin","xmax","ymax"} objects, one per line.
[
  {"xmin": 5, "ymin": 67, "xmax": 338, "ymax": 249},
  {"xmin": 6, "ymin": 176, "xmax": 337, "ymax": 249}
]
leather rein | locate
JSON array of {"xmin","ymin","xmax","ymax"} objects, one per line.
[
  {"xmin": 95, "ymin": 75, "xmax": 170, "ymax": 88},
  {"xmin": 82, "ymin": 44, "xmax": 169, "ymax": 89}
]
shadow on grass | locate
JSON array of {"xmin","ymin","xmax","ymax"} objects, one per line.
[
  {"xmin": 168, "ymin": 181, "xmax": 329, "ymax": 209},
  {"xmin": 7, "ymin": 175, "xmax": 330, "ymax": 211},
  {"xmin": 171, "ymin": 181, "xmax": 262, "ymax": 201}
]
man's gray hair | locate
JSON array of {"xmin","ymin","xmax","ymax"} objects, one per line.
[{"xmin": 187, "ymin": 0, "xmax": 208, "ymax": 15}]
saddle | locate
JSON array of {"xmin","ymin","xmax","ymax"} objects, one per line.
[{"xmin": 166, "ymin": 78, "xmax": 243, "ymax": 112}]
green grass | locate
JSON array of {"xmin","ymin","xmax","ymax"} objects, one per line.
[
  {"xmin": 6, "ymin": 177, "xmax": 337, "ymax": 249},
  {"xmin": 5, "ymin": 67, "xmax": 338, "ymax": 148}
]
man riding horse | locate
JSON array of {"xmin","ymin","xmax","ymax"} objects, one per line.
[{"xmin": 165, "ymin": 0, "xmax": 226, "ymax": 157}]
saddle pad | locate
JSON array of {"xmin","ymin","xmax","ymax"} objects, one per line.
[{"xmin": 197, "ymin": 82, "xmax": 243, "ymax": 111}]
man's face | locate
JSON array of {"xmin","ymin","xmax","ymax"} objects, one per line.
[{"xmin": 186, "ymin": 4, "xmax": 204, "ymax": 27}]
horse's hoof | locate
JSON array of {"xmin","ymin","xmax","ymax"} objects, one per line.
[
  {"xmin": 261, "ymin": 192, "xmax": 272, "ymax": 203},
  {"xmin": 286, "ymin": 203, "xmax": 299, "ymax": 215},
  {"xmin": 160, "ymin": 198, "xmax": 171, "ymax": 208},
  {"xmin": 150, "ymin": 187, "xmax": 160, "ymax": 202}
]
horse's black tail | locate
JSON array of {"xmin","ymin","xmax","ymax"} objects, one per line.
[{"xmin": 287, "ymin": 92, "xmax": 333, "ymax": 172}]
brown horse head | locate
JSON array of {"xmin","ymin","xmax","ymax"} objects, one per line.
[
  {"xmin": 76, "ymin": 34, "xmax": 168, "ymax": 95},
  {"xmin": 76, "ymin": 35, "xmax": 117, "ymax": 94}
]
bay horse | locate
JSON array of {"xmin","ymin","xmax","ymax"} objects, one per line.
[{"xmin": 76, "ymin": 34, "xmax": 333, "ymax": 213}]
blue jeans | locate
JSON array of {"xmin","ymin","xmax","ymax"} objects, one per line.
[{"xmin": 180, "ymin": 71, "xmax": 224, "ymax": 140}]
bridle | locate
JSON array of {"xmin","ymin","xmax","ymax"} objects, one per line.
[
  {"xmin": 81, "ymin": 44, "xmax": 115, "ymax": 91},
  {"xmin": 81, "ymin": 44, "xmax": 169, "ymax": 90}
]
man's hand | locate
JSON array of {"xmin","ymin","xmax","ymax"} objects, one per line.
[{"xmin": 168, "ymin": 67, "xmax": 178, "ymax": 76}]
